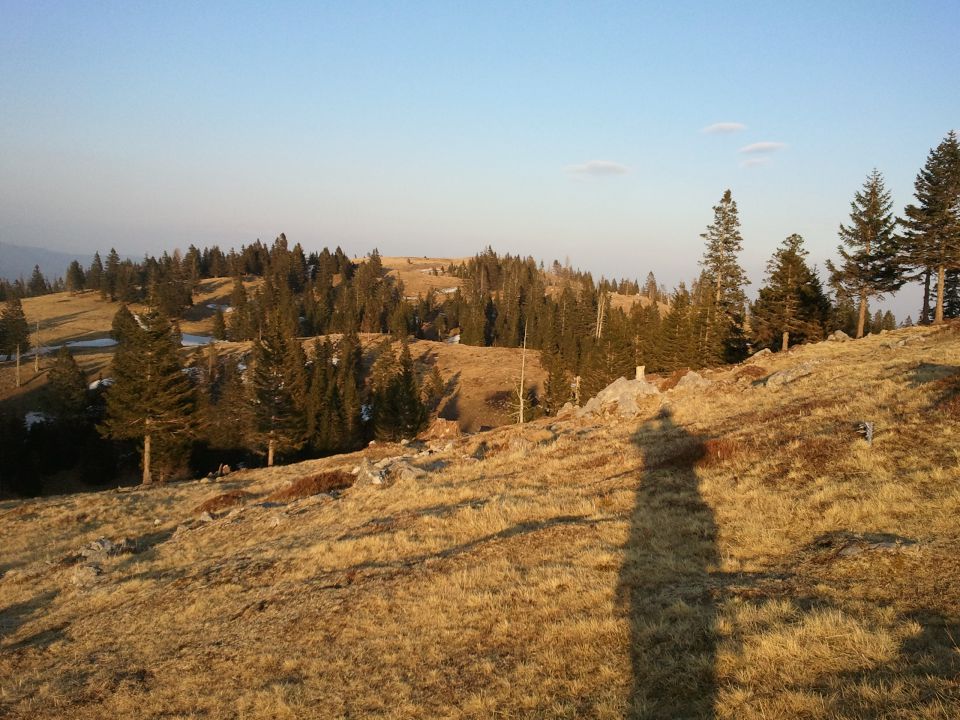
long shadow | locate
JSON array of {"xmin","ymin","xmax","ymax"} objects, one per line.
[{"xmin": 619, "ymin": 409, "xmax": 719, "ymax": 719}]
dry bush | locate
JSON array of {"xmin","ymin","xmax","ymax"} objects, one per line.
[
  {"xmin": 698, "ymin": 438, "xmax": 744, "ymax": 467},
  {"xmin": 658, "ymin": 368, "xmax": 690, "ymax": 391},
  {"xmin": 735, "ymin": 365, "xmax": 768, "ymax": 381},
  {"xmin": 193, "ymin": 490, "xmax": 251, "ymax": 515},
  {"xmin": 266, "ymin": 471, "xmax": 355, "ymax": 502}
]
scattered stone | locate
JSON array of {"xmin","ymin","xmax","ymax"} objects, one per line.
[
  {"xmin": 811, "ymin": 531, "xmax": 920, "ymax": 559},
  {"xmin": 400, "ymin": 438, "xmax": 409, "ymax": 446},
  {"xmin": 765, "ymin": 362, "xmax": 817, "ymax": 389},
  {"xmin": 388, "ymin": 460, "xmax": 427, "ymax": 483},
  {"xmin": 80, "ymin": 537, "xmax": 135, "ymax": 563},
  {"xmin": 576, "ymin": 376, "xmax": 660, "ymax": 418},
  {"xmin": 199, "ymin": 511, "xmax": 214, "ymax": 523},
  {"xmin": 355, "ymin": 460, "xmax": 385, "ymax": 486},
  {"xmin": 673, "ymin": 370, "xmax": 712, "ymax": 391},
  {"xmin": 827, "ymin": 330, "xmax": 851, "ymax": 342},
  {"xmin": 749, "ymin": 348, "xmax": 773, "ymax": 360}
]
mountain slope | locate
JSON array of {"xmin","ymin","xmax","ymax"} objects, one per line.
[
  {"xmin": 1, "ymin": 324, "xmax": 959, "ymax": 719},
  {"xmin": 0, "ymin": 242, "xmax": 80, "ymax": 283}
]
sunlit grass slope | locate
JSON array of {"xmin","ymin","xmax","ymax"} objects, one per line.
[{"xmin": 1, "ymin": 323, "xmax": 959, "ymax": 719}]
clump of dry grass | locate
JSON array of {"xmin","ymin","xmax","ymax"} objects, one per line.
[
  {"xmin": 658, "ymin": 367, "xmax": 691, "ymax": 391},
  {"xmin": 194, "ymin": 489, "xmax": 252, "ymax": 514},
  {"xmin": 265, "ymin": 471, "xmax": 354, "ymax": 502},
  {"xmin": 734, "ymin": 364, "xmax": 768, "ymax": 381}
]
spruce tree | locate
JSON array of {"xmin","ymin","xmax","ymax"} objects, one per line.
[
  {"xmin": 249, "ymin": 320, "xmax": 307, "ymax": 466},
  {"xmin": 902, "ymin": 131, "xmax": 960, "ymax": 324},
  {"xmin": 827, "ymin": 170, "xmax": 906, "ymax": 338},
  {"xmin": 87, "ymin": 252, "xmax": 104, "ymax": 295},
  {"xmin": 391, "ymin": 340, "xmax": 426, "ymax": 438},
  {"xmin": 100, "ymin": 309, "xmax": 195, "ymax": 483},
  {"xmin": 698, "ymin": 189, "xmax": 750, "ymax": 363},
  {"xmin": 212, "ymin": 309, "xmax": 227, "ymax": 340},
  {"xmin": 0, "ymin": 297, "xmax": 30, "ymax": 359},
  {"xmin": 751, "ymin": 234, "xmax": 830, "ymax": 351},
  {"xmin": 103, "ymin": 248, "xmax": 121, "ymax": 300},
  {"xmin": 65, "ymin": 260, "xmax": 86, "ymax": 293},
  {"xmin": 46, "ymin": 347, "xmax": 88, "ymax": 419}
]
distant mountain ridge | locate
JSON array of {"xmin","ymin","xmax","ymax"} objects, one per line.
[{"xmin": 0, "ymin": 241, "xmax": 82, "ymax": 282}]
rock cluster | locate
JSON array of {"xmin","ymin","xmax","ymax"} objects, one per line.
[{"xmin": 576, "ymin": 377, "xmax": 660, "ymax": 418}]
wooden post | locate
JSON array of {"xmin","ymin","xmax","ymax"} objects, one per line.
[
  {"xmin": 636, "ymin": 365, "xmax": 645, "ymax": 382},
  {"xmin": 267, "ymin": 436, "xmax": 276, "ymax": 467},
  {"xmin": 142, "ymin": 432, "xmax": 152, "ymax": 484},
  {"xmin": 516, "ymin": 319, "xmax": 528, "ymax": 424},
  {"xmin": 573, "ymin": 375, "xmax": 581, "ymax": 406},
  {"xmin": 781, "ymin": 331, "xmax": 789, "ymax": 352}
]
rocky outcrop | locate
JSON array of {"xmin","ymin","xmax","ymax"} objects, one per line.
[{"xmin": 576, "ymin": 377, "xmax": 660, "ymax": 418}]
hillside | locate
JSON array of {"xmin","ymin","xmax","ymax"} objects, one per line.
[
  {"xmin": 0, "ymin": 242, "xmax": 78, "ymax": 284},
  {"xmin": 2, "ymin": 324, "xmax": 958, "ymax": 718}
]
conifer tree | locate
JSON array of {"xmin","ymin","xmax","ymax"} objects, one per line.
[
  {"xmin": 541, "ymin": 347, "xmax": 571, "ymax": 415},
  {"xmin": 28, "ymin": 265, "xmax": 49, "ymax": 296},
  {"xmin": 827, "ymin": 170, "xmax": 906, "ymax": 338},
  {"xmin": 87, "ymin": 252, "xmax": 104, "ymax": 294},
  {"xmin": 46, "ymin": 347, "xmax": 88, "ymax": 419},
  {"xmin": 0, "ymin": 297, "xmax": 30, "ymax": 359},
  {"xmin": 391, "ymin": 340, "xmax": 427, "ymax": 438},
  {"xmin": 249, "ymin": 319, "xmax": 307, "ymax": 466},
  {"xmin": 698, "ymin": 190, "xmax": 750, "ymax": 363},
  {"xmin": 103, "ymin": 248, "xmax": 121, "ymax": 300},
  {"xmin": 100, "ymin": 309, "xmax": 195, "ymax": 483},
  {"xmin": 902, "ymin": 131, "xmax": 960, "ymax": 325},
  {"xmin": 65, "ymin": 260, "xmax": 86, "ymax": 293},
  {"xmin": 212, "ymin": 309, "xmax": 227, "ymax": 340},
  {"xmin": 751, "ymin": 234, "xmax": 830, "ymax": 351}
]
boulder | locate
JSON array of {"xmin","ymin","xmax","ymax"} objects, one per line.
[
  {"xmin": 72, "ymin": 563, "xmax": 102, "ymax": 588},
  {"xmin": 673, "ymin": 371, "xmax": 712, "ymax": 391},
  {"xmin": 418, "ymin": 417, "xmax": 462, "ymax": 441},
  {"xmin": 576, "ymin": 376, "xmax": 660, "ymax": 418},
  {"xmin": 827, "ymin": 330, "xmax": 851, "ymax": 342},
  {"xmin": 355, "ymin": 459, "xmax": 385, "ymax": 486},
  {"xmin": 80, "ymin": 537, "xmax": 135, "ymax": 563},
  {"xmin": 765, "ymin": 362, "xmax": 817, "ymax": 389}
]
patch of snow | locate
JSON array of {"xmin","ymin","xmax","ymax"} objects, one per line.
[
  {"xmin": 68, "ymin": 337, "xmax": 117, "ymax": 349},
  {"xmin": 438, "ymin": 287, "xmax": 458, "ymax": 294},
  {"xmin": 445, "ymin": 334, "xmax": 461, "ymax": 344},
  {"xmin": 181, "ymin": 334, "xmax": 214, "ymax": 347},
  {"xmin": 24, "ymin": 411, "xmax": 52, "ymax": 429},
  {"xmin": 361, "ymin": 404, "xmax": 372, "ymax": 422},
  {"xmin": 89, "ymin": 377, "xmax": 114, "ymax": 390},
  {"xmin": 206, "ymin": 303, "xmax": 231, "ymax": 311}
]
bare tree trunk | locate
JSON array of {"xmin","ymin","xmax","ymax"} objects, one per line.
[
  {"xmin": 142, "ymin": 432, "xmax": 152, "ymax": 484},
  {"xmin": 34, "ymin": 321, "xmax": 40, "ymax": 373},
  {"xmin": 516, "ymin": 320, "xmax": 528, "ymax": 424},
  {"xmin": 935, "ymin": 264, "xmax": 946, "ymax": 324},
  {"xmin": 15, "ymin": 344, "xmax": 21, "ymax": 388},
  {"xmin": 595, "ymin": 294, "xmax": 606, "ymax": 340},
  {"xmin": 781, "ymin": 331, "xmax": 789, "ymax": 352},
  {"xmin": 921, "ymin": 268, "xmax": 932, "ymax": 324},
  {"xmin": 856, "ymin": 290, "xmax": 868, "ymax": 339},
  {"xmin": 267, "ymin": 437, "xmax": 276, "ymax": 467}
]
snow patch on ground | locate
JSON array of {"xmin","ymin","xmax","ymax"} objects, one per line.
[
  {"xmin": 445, "ymin": 334, "xmax": 461, "ymax": 344},
  {"xmin": 24, "ymin": 411, "xmax": 52, "ymax": 429},
  {"xmin": 181, "ymin": 334, "xmax": 214, "ymax": 346},
  {"xmin": 89, "ymin": 378, "xmax": 114, "ymax": 390}
]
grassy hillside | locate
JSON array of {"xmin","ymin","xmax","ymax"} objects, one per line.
[{"xmin": 1, "ymin": 324, "xmax": 958, "ymax": 718}]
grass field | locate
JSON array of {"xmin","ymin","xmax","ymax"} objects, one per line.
[{"xmin": 2, "ymin": 323, "xmax": 958, "ymax": 718}]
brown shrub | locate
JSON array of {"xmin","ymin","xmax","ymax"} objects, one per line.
[
  {"xmin": 194, "ymin": 490, "xmax": 251, "ymax": 515},
  {"xmin": 266, "ymin": 471, "xmax": 355, "ymax": 503},
  {"xmin": 735, "ymin": 365, "xmax": 768, "ymax": 381},
  {"xmin": 658, "ymin": 369, "xmax": 689, "ymax": 392},
  {"xmin": 698, "ymin": 438, "xmax": 743, "ymax": 467}
]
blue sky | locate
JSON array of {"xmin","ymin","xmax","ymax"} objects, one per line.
[{"xmin": 2, "ymin": 1, "xmax": 958, "ymax": 318}]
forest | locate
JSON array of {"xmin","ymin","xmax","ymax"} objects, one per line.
[{"xmin": 1, "ymin": 130, "xmax": 958, "ymax": 496}]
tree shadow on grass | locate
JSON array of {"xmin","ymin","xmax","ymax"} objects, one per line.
[{"xmin": 619, "ymin": 408, "xmax": 719, "ymax": 719}]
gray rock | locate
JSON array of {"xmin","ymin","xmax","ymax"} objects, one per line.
[
  {"xmin": 388, "ymin": 460, "xmax": 427, "ymax": 483},
  {"xmin": 80, "ymin": 537, "xmax": 135, "ymax": 562},
  {"xmin": 576, "ymin": 376, "xmax": 660, "ymax": 418},
  {"xmin": 766, "ymin": 362, "xmax": 817, "ymax": 389},
  {"xmin": 198, "ymin": 511, "xmax": 214, "ymax": 523},
  {"xmin": 827, "ymin": 330, "xmax": 851, "ymax": 342},
  {"xmin": 356, "ymin": 460, "xmax": 385, "ymax": 486},
  {"xmin": 674, "ymin": 371, "xmax": 712, "ymax": 391},
  {"xmin": 749, "ymin": 348, "xmax": 773, "ymax": 360}
]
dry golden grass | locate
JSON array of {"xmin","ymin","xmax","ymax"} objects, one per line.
[{"xmin": 1, "ymin": 324, "xmax": 960, "ymax": 718}]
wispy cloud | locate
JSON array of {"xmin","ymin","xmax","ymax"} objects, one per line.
[
  {"xmin": 740, "ymin": 157, "xmax": 771, "ymax": 168},
  {"xmin": 701, "ymin": 122, "xmax": 747, "ymax": 134},
  {"xmin": 738, "ymin": 141, "xmax": 786, "ymax": 154},
  {"xmin": 566, "ymin": 160, "xmax": 629, "ymax": 176}
]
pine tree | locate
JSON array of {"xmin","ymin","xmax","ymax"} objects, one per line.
[
  {"xmin": 391, "ymin": 340, "xmax": 427, "ymax": 438},
  {"xmin": 827, "ymin": 170, "xmax": 906, "ymax": 338},
  {"xmin": 212, "ymin": 309, "xmax": 227, "ymax": 340},
  {"xmin": 103, "ymin": 248, "xmax": 121, "ymax": 300},
  {"xmin": 65, "ymin": 260, "xmax": 86, "ymax": 293},
  {"xmin": 87, "ymin": 252, "xmax": 104, "ymax": 296},
  {"xmin": 99, "ymin": 310, "xmax": 195, "ymax": 483},
  {"xmin": 46, "ymin": 347, "xmax": 88, "ymax": 418},
  {"xmin": 902, "ymin": 131, "xmax": 960, "ymax": 325},
  {"xmin": 699, "ymin": 189, "xmax": 750, "ymax": 363},
  {"xmin": 541, "ymin": 347, "xmax": 571, "ymax": 415},
  {"xmin": 249, "ymin": 320, "xmax": 307, "ymax": 466},
  {"xmin": 751, "ymin": 234, "xmax": 830, "ymax": 351},
  {"xmin": 28, "ymin": 265, "xmax": 49, "ymax": 296},
  {"xmin": 0, "ymin": 297, "xmax": 30, "ymax": 359}
]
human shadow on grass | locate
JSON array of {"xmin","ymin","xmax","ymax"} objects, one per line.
[{"xmin": 619, "ymin": 408, "xmax": 719, "ymax": 719}]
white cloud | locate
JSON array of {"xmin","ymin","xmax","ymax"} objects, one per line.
[
  {"xmin": 738, "ymin": 141, "xmax": 787, "ymax": 154},
  {"xmin": 740, "ymin": 157, "xmax": 771, "ymax": 168},
  {"xmin": 566, "ymin": 160, "xmax": 629, "ymax": 176},
  {"xmin": 701, "ymin": 122, "xmax": 747, "ymax": 134}
]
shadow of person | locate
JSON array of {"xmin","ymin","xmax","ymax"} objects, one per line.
[{"xmin": 618, "ymin": 408, "xmax": 719, "ymax": 719}]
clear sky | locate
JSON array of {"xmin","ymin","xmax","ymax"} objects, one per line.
[{"xmin": 2, "ymin": 1, "xmax": 958, "ymax": 318}]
